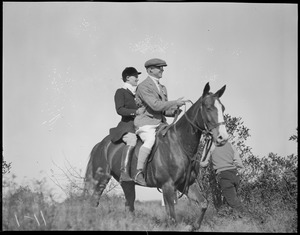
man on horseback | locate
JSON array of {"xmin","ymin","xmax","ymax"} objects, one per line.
[
  {"xmin": 86, "ymin": 80, "xmax": 228, "ymax": 228},
  {"xmin": 109, "ymin": 67, "xmax": 143, "ymax": 182},
  {"xmin": 133, "ymin": 58, "xmax": 186, "ymax": 186}
]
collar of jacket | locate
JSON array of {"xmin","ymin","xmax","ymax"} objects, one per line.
[{"xmin": 147, "ymin": 76, "xmax": 163, "ymax": 94}]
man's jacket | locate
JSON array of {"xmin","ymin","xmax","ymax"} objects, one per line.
[{"xmin": 134, "ymin": 76, "xmax": 178, "ymax": 128}]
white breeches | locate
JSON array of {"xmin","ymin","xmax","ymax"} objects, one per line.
[{"xmin": 136, "ymin": 124, "xmax": 159, "ymax": 149}]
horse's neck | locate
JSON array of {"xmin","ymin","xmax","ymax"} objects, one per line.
[{"xmin": 174, "ymin": 106, "xmax": 202, "ymax": 157}]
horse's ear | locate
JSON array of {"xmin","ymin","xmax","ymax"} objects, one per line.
[
  {"xmin": 214, "ymin": 85, "xmax": 226, "ymax": 98},
  {"xmin": 202, "ymin": 82, "xmax": 210, "ymax": 97}
]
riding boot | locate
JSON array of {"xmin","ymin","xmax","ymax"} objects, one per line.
[
  {"xmin": 134, "ymin": 146, "xmax": 151, "ymax": 186},
  {"xmin": 120, "ymin": 145, "xmax": 134, "ymax": 182}
]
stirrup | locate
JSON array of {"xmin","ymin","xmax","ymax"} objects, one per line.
[
  {"xmin": 134, "ymin": 170, "xmax": 146, "ymax": 186},
  {"xmin": 134, "ymin": 170, "xmax": 143, "ymax": 181}
]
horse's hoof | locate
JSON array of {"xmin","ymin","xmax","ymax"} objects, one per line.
[
  {"xmin": 190, "ymin": 223, "xmax": 200, "ymax": 231},
  {"xmin": 93, "ymin": 202, "xmax": 99, "ymax": 207},
  {"xmin": 90, "ymin": 199, "xmax": 99, "ymax": 207},
  {"xmin": 185, "ymin": 225, "xmax": 194, "ymax": 232},
  {"xmin": 125, "ymin": 206, "xmax": 135, "ymax": 215}
]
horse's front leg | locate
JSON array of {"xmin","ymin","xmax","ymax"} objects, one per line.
[
  {"xmin": 162, "ymin": 181, "xmax": 177, "ymax": 225},
  {"xmin": 186, "ymin": 181, "xmax": 208, "ymax": 230}
]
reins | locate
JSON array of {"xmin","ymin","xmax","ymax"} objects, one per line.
[
  {"xmin": 157, "ymin": 98, "xmax": 217, "ymax": 198},
  {"xmin": 174, "ymin": 100, "xmax": 214, "ymax": 198},
  {"xmin": 183, "ymin": 100, "xmax": 207, "ymax": 133},
  {"xmin": 160, "ymin": 103, "xmax": 185, "ymax": 137}
]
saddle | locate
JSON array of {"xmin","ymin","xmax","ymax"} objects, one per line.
[
  {"xmin": 121, "ymin": 108, "xmax": 181, "ymax": 182},
  {"xmin": 124, "ymin": 123, "xmax": 170, "ymax": 182}
]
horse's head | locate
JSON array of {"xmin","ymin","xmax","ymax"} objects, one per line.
[{"xmin": 199, "ymin": 82, "xmax": 229, "ymax": 146}]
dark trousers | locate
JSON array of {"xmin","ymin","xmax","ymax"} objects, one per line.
[{"xmin": 216, "ymin": 169, "xmax": 243, "ymax": 211}]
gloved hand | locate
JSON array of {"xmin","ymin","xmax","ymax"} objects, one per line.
[
  {"xmin": 136, "ymin": 107, "xmax": 146, "ymax": 115},
  {"xmin": 200, "ymin": 160, "xmax": 209, "ymax": 168},
  {"xmin": 174, "ymin": 108, "xmax": 182, "ymax": 115}
]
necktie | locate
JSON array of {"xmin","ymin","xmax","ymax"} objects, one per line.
[
  {"xmin": 157, "ymin": 81, "xmax": 166, "ymax": 101},
  {"xmin": 157, "ymin": 81, "xmax": 163, "ymax": 93}
]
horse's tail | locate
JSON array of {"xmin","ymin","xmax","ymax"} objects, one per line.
[
  {"xmin": 83, "ymin": 145, "xmax": 97, "ymax": 195},
  {"xmin": 83, "ymin": 136, "xmax": 111, "ymax": 196}
]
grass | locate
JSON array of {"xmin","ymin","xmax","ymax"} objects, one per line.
[{"xmin": 2, "ymin": 176, "xmax": 297, "ymax": 232}]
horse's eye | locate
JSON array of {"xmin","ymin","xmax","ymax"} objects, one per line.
[{"xmin": 207, "ymin": 105, "xmax": 214, "ymax": 111}]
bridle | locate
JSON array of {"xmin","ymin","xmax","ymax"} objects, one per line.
[
  {"xmin": 183, "ymin": 97, "xmax": 226, "ymax": 161},
  {"xmin": 156, "ymin": 95, "xmax": 226, "ymax": 198},
  {"xmin": 175, "ymin": 96, "xmax": 225, "ymax": 198},
  {"xmin": 183, "ymin": 98, "xmax": 225, "ymax": 135},
  {"xmin": 163, "ymin": 96, "xmax": 225, "ymax": 137}
]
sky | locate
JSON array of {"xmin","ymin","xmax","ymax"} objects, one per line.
[{"xmin": 3, "ymin": 2, "xmax": 298, "ymax": 202}]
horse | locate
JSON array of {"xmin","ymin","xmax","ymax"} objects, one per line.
[{"xmin": 84, "ymin": 82, "xmax": 228, "ymax": 230}]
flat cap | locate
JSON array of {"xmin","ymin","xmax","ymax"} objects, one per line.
[{"xmin": 144, "ymin": 58, "xmax": 167, "ymax": 68}]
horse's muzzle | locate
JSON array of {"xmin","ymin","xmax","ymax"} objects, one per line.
[{"xmin": 215, "ymin": 139, "xmax": 227, "ymax": 146}]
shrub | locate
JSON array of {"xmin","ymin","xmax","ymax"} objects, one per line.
[
  {"xmin": 238, "ymin": 153, "xmax": 297, "ymax": 232},
  {"xmin": 2, "ymin": 184, "xmax": 56, "ymax": 230}
]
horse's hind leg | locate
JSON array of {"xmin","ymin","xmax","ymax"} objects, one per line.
[
  {"xmin": 91, "ymin": 167, "xmax": 111, "ymax": 207},
  {"xmin": 120, "ymin": 181, "xmax": 136, "ymax": 213}
]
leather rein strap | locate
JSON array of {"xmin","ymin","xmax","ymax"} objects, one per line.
[
  {"xmin": 161, "ymin": 106, "xmax": 182, "ymax": 137},
  {"xmin": 157, "ymin": 99, "xmax": 216, "ymax": 198},
  {"xmin": 177, "ymin": 100, "xmax": 214, "ymax": 198}
]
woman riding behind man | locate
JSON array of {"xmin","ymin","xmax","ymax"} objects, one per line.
[{"xmin": 109, "ymin": 67, "xmax": 143, "ymax": 183}]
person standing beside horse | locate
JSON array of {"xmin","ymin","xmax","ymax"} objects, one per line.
[
  {"xmin": 109, "ymin": 67, "xmax": 143, "ymax": 182},
  {"xmin": 200, "ymin": 139, "xmax": 246, "ymax": 218},
  {"xmin": 133, "ymin": 58, "xmax": 186, "ymax": 186}
]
